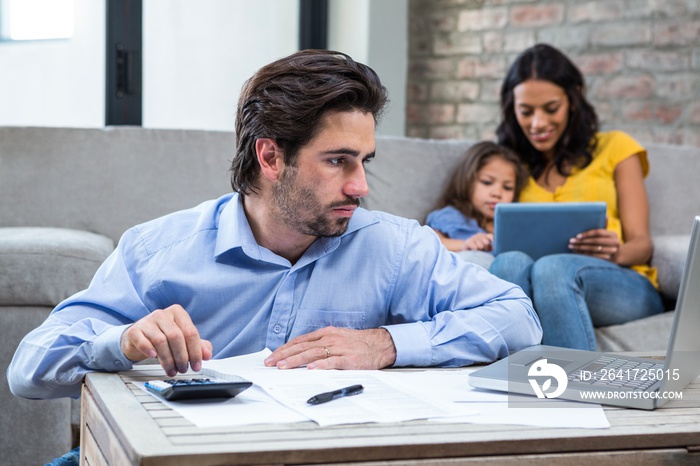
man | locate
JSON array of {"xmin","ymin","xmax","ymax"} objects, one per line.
[{"xmin": 8, "ymin": 50, "xmax": 542, "ymax": 400}]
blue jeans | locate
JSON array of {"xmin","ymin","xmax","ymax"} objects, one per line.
[
  {"xmin": 489, "ymin": 251, "xmax": 664, "ymax": 350},
  {"xmin": 46, "ymin": 446, "xmax": 80, "ymax": 466}
]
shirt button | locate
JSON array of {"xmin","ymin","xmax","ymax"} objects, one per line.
[
  {"xmin": 273, "ymin": 324, "xmax": 282, "ymax": 333},
  {"xmin": 115, "ymin": 360, "xmax": 123, "ymax": 368}
]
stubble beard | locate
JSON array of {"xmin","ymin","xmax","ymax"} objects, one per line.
[{"xmin": 272, "ymin": 164, "xmax": 355, "ymax": 238}]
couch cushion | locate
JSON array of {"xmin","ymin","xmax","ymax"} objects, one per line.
[
  {"xmin": 0, "ymin": 227, "xmax": 114, "ymax": 306},
  {"xmin": 596, "ymin": 311, "xmax": 675, "ymax": 352},
  {"xmin": 367, "ymin": 136, "xmax": 474, "ymax": 221},
  {"xmin": 652, "ymin": 234, "xmax": 691, "ymax": 300},
  {"xmin": 0, "ymin": 127, "xmax": 233, "ymax": 242},
  {"xmin": 645, "ymin": 143, "xmax": 700, "ymax": 236}
]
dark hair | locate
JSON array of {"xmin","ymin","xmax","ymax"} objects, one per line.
[
  {"xmin": 495, "ymin": 43, "xmax": 599, "ymax": 180},
  {"xmin": 230, "ymin": 49, "xmax": 389, "ymax": 195},
  {"xmin": 434, "ymin": 141, "xmax": 528, "ymax": 230}
]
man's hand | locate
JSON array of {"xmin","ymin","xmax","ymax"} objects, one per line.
[
  {"xmin": 264, "ymin": 327, "xmax": 397, "ymax": 370},
  {"xmin": 120, "ymin": 304, "xmax": 213, "ymax": 377}
]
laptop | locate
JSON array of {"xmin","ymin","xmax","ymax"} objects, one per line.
[
  {"xmin": 493, "ymin": 202, "xmax": 607, "ymax": 260},
  {"xmin": 469, "ymin": 215, "xmax": 700, "ymax": 410}
]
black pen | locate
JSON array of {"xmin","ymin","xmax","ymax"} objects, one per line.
[{"xmin": 307, "ymin": 384, "xmax": 364, "ymax": 405}]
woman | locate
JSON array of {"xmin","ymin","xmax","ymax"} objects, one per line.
[{"xmin": 490, "ymin": 43, "xmax": 664, "ymax": 350}]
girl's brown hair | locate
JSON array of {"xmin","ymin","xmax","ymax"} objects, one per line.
[{"xmin": 434, "ymin": 141, "xmax": 528, "ymax": 230}]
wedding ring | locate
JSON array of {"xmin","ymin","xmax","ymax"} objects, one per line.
[
  {"xmin": 324, "ymin": 347, "xmax": 330, "ymax": 359},
  {"xmin": 597, "ymin": 245, "xmax": 602, "ymax": 252}
]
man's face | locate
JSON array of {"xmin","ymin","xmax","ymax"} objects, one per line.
[{"xmin": 272, "ymin": 110, "xmax": 376, "ymax": 237}]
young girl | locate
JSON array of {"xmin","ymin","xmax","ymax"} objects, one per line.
[
  {"xmin": 489, "ymin": 43, "xmax": 665, "ymax": 350},
  {"xmin": 426, "ymin": 141, "xmax": 528, "ymax": 254}
]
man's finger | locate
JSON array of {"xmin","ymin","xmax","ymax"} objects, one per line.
[
  {"xmin": 121, "ymin": 325, "xmax": 157, "ymax": 361},
  {"xmin": 157, "ymin": 319, "xmax": 190, "ymax": 374},
  {"xmin": 265, "ymin": 328, "xmax": 329, "ymax": 366},
  {"xmin": 275, "ymin": 346, "xmax": 331, "ymax": 370},
  {"xmin": 172, "ymin": 309, "xmax": 204, "ymax": 372},
  {"xmin": 120, "ymin": 305, "xmax": 203, "ymax": 376},
  {"xmin": 265, "ymin": 341, "xmax": 318, "ymax": 368}
]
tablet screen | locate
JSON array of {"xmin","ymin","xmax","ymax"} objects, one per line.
[{"xmin": 493, "ymin": 202, "xmax": 607, "ymax": 260}]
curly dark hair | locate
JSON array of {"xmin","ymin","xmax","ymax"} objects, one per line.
[
  {"xmin": 434, "ymin": 141, "xmax": 529, "ymax": 230},
  {"xmin": 495, "ymin": 43, "xmax": 599, "ymax": 180},
  {"xmin": 230, "ymin": 49, "xmax": 389, "ymax": 195}
]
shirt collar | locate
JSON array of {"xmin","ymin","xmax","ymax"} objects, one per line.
[{"xmin": 215, "ymin": 193, "xmax": 378, "ymax": 263}]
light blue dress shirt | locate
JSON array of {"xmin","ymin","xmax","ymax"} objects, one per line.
[{"xmin": 8, "ymin": 194, "xmax": 541, "ymax": 399}]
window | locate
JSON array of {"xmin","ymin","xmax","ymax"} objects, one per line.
[{"xmin": 0, "ymin": 0, "xmax": 73, "ymax": 41}]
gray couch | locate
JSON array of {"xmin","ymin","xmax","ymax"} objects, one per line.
[
  {"xmin": 364, "ymin": 136, "xmax": 698, "ymax": 351},
  {"xmin": 1, "ymin": 127, "xmax": 233, "ymax": 465},
  {"xmin": 1, "ymin": 127, "xmax": 697, "ymax": 465}
]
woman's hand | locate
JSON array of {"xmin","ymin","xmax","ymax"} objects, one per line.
[
  {"xmin": 464, "ymin": 233, "xmax": 494, "ymax": 251},
  {"xmin": 569, "ymin": 228, "xmax": 620, "ymax": 261}
]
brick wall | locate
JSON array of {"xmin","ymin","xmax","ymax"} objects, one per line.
[{"xmin": 406, "ymin": 0, "xmax": 700, "ymax": 148}]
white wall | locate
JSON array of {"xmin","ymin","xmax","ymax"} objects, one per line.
[
  {"xmin": 142, "ymin": 0, "xmax": 299, "ymax": 131},
  {"xmin": 367, "ymin": 0, "xmax": 407, "ymax": 136},
  {"xmin": 0, "ymin": 0, "xmax": 105, "ymax": 127},
  {"xmin": 0, "ymin": 0, "xmax": 407, "ymax": 135},
  {"xmin": 328, "ymin": 0, "xmax": 407, "ymax": 136},
  {"xmin": 328, "ymin": 0, "xmax": 369, "ymax": 60}
]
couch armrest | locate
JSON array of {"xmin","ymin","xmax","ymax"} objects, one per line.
[
  {"xmin": 0, "ymin": 227, "xmax": 114, "ymax": 306},
  {"xmin": 652, "ymin": 234, "xmax": 691, "ymax": 301}
]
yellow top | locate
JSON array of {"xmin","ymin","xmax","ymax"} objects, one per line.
[{"xmin": 519, "ymin": 130, "xmax": 658, "ymax": 288}]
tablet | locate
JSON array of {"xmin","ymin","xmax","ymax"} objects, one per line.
[{"xmin": 493, "ymin": 202, "xmax": 607, "ymax": 260}]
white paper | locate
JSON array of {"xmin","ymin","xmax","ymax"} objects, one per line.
[
  {"xmin": 130, "ymin": 350, "xmax": 609, "ymax": 430},
  {"xmin": 390, "ymin": 368, "xmax": 610, "ymax": 429},
  {"xmin": 133, "ymin": 380, "xmax": 308, "ymax": 427},
  {"xmin": 204, "ymin": 349, "xmax": 475, "ymax": 427}
]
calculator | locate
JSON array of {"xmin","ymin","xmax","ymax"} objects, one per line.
[{"xmin": 144, "ymin": 376, "xmax": 252, "ymax": 401}]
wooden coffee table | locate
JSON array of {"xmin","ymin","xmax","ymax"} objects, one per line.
[{"xmin": 80, "ymin": 365, "xmax": 700, "ymax": 465}]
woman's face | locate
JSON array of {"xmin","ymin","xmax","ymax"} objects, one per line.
[{"xmin": 512, "ymin": 79, "xmax": 570, "ymax": 160}]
